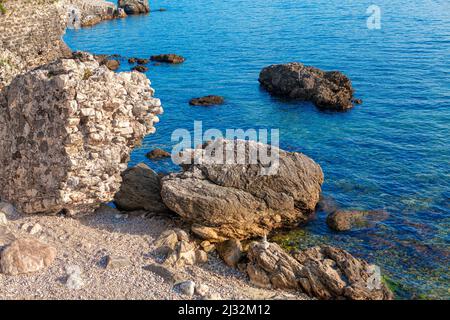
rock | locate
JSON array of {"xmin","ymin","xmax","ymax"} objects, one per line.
[
  {"xmin": 128, "ymin": 58, "xmax": 137, "ymax": 64},
  {"xmin": 146, "ymin": 148, "xmax": 171, "ymax": 159},
  {"xmin": 132, "ymin": 65, "xmax": 148, "ymax": 73},
  {"xmin": 143, "ymin": 263, "xmax": 187, "ymax": 284},
  {"xmin": 28, "ymin": 223, "xmax": 42, "ymax": 235},
  {"xmin": 136, "ymin": 58, "xmax": 150, "ymax": 65},
  {"xmin": 65, "ymin": 265, "xmax": 84, "ymax": 290},
  {"xmin": 0, "ymin": 52, "xmax": 162, "ymax": 215},
  {"xmin": 177, "ymin": 280, "xmax": 195, "ymax": 297},
  {"xmin": 195, "ymin": 283, "xmax": 209, "ymax": 296},
  {"xmin": 217, "ymin": 239, "xmax": 243, "ymax": 268},
  {"xmin": 106, "ymin": 255, "xmax": 131, "ymax": 269},
  {"xmin": 326, "ymin": 210, "xmax": 389, "ymax": 231},
  {"xmin": 150, "ymin": 54, "xmax": 185, "ymax": 64},
  {"xmin": 0, "ymin": 238, "xmax": 56, "ymax": 275},
  {"xmin": 161, "ymin": 139, "xmax": 324, "ymax": 240},
  {"xmin": 155, "ymin": 229, "xmax": 208, "ymax": 267},
  {"xmin": 189, "ymin": 95, "xmax": 225, "ymax": 106},
  {"xmin": 118, "ymin": 0, "xmax": 150, "ymax": 15},
  {"xmin": 200, "ymin": 240, "xmax": 216, "ymax": 253},
  {"xmin": 0, "ymin": 213, "xmax": 7, "ymax": 226},
  {"xmin": 316, "ymin": 195, "xmax": 338, "ymax": 214},
  {"xmin": 81, "ymin": 15, "xmax": 102, "ymax": 27},
  {"xmin": 246, "ymin": 240, "xmax": 393, "ymax": 300},
  {"xmin": 105, "ymin": 59, "xmax": 120, "ymax": 71},
  {"xmin": 114, "ymin": 163, "xmax": 169, "ymax": 213},
  {"xmin": 202, "ymin": 293, "xmax": 222, "ymax": 300},
  {"xmin": 0, "ymin": 226, "xmax": 16, "ymax": 248},
  {"xmin": 259, "ymin": 62, "xmax": 358, "ymax": 111},
  {"xmin": 0, "ymin": 202, "xmax": 15, "ymax": 216}
]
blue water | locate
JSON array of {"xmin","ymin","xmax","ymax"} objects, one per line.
[{"xmin": 64, "ymin": 0, "xmax": 450, "ymax": 298}]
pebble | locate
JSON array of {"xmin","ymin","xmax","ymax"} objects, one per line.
[
  {"xmin": 29, "ymin": 223, "xmax": 42, "ymax": 235},
  {"xmin": 177, "ymin": 280, "xmax": 195, "ymax": 297},
  {"xmin": 65, "ymin": 265, "xmax": 84, "ymax": 290},
  {"xmin": 106, "ymin": 255, "xmax": 131, "ymax": 269},
  {"xmin": 0, "ymin": 202, "xmax": 15, "ymax": 216},
  {"xmin": 0, "ymin": 212, "xmax": 7, "ymax": 226},
  {"xmin": 195, "ymin": 283, "xmax": 209, "ymax": 296}
]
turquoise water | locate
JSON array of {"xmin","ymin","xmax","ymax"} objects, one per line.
[{"xmin": 64, "ymin": 0, "xmax": 450, "ymax": 299}]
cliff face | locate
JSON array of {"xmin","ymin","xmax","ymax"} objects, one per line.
[{"xmin": 0, "ymin": 1, "xmax": 163, "ymax": 215}]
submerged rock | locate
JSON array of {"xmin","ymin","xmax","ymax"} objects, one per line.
[
  {"xmin": 0, "ymin": 52, "xmax": 163, "ymax": 215},
  {"xmin": 146, "ymin": 148, "xmax": 171, "ymax": 159},
  {"xmin": 189, "ymin": 95, "xmax": 224, "ymax": 106},
  {"xmin": 114, "ymin": 163, "xmax": 168, "ymax": 213},
  {"xmin": 246, "ymin": 241, "xmax": 393, "ymax": 300},
  {"xmin": 259, "ymin": 62, "xmax": 358, "ymax": 111},
  {"xmin": 0, "ymin": 238, "xmax": 56, "ymax": 275},
  {"xmin": 150, "ymin": 54, "xmax": 185, "ymax": 64},
  {"xmin": 105, "ymin": 59, "xmax": 120, "ymax": 71},
  {"xmin": 132, "ymin": 65, "xmax": 148, "ymax": 73},
  {"xmin": 118, "ymin": 0, "xmax": 150, "ymax": 15},
  {"xmin": 326, "ymin": 210, "xmax": 389, "ymax": 231},
  {"xmin": 161, "ymin": 139, "xmax": 323, "ymax": 240}
]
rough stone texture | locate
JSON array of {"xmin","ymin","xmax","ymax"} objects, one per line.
[
  {"xmin": 189, "ymin": 95, "xmax": 225, "ymax": 106},
  {"xmin": 0, "ymin": 238, "xmax": 57, "ymax": 275},
  {"xmin": 150, "ymin": 54, "xmax": 185, "ymax": 64},
  {"xmin": 0, "ymin": 53, "xmax": 163, "ymax": 215},
  {"xmin": 246, "ymin": 241, "xmax": 393, "ymax": 300},
  {"xmin": 114, "ymin": 163, "xmax": 169, "ymax": 213},
  {"xmin": 259, "ymin": 62, "xmax": 357, "ymax": 111},
  {"xmin": 216, "ymin": 239, "xmax": 243, "ymax": 268},
  {"xmin": 65, "ymin": 0, "xmax": 126, "ymax": 29},
  {"xmin": 146, "ymin": 148, "xmax": 171, "ymax": 159},
  {"xmin": 118, "ymin": 0, "xmax": 149, "ymax": 15},
  {"xmin": 154, "ymin": 229, "xmax": 208, "ymax": 268},
  {"xmin": 0, "ymin": 226, "xmax": 16, "ymax": 249},
  {"xmin": 326, "ymin": 210, "xmax": 389, "ymax": 231},
  {"xmin": 161, "ymin": 139, "xmax": 324, "ymax": 241}
]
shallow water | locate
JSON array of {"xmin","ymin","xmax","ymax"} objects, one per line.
[{"xmin": 64, "ymin": 0, "xmax": 450, "ymax": 298}]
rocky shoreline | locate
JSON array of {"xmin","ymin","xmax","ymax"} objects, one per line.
[{"xmin": 0, "ymin": 0, "xmax": 393, "ymax": 300}]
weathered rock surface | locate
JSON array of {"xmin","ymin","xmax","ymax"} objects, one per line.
[
  {"xmin": 106, "ymin": 255, "xmax": 131, "ymax": 269},
  {"xmin": 259, "ymin": 62, "xmax": 358, "ymax": 111},
  {"xmin": 0, "ymin": 226, "xmax": 16, "ymax": 248},
  {"xmin": 0, "ymin": 52, "xmax": 163, "ymax": 215},
  {"xmin": 0, "ymin": 238, "xmax": 57, "ymax": 275},
  {"xmin": 114, "ymin": 163, "xmax": 168, "ymax": 213},
  {"xmin": 65, "ymin": 0, "xmax": 126, "ymax": 29},
  {"xmin": 154, "ymin": 229, "xmax": 208, "ymax": 268},
  {"xmin": 161, "ymin": 139, "xmax": 324, "ymax": 240},
  {"xmin": 150, "ymin": 54, "xmax": 185, "ymax": 64},
  {"xmin": 65, "ymin": 264, "xmax": 84, "ymax": 290},
  {"xmin": 217, "ymin": 239, "xmax": 243, "ymax": 268},
  {"xmin": 118, "ymin": 0, "xmax": 149, "ymax": 15},
  {"xmin": 132, "ymin": 65, "xmax": 148, "ymax": 73},
  {"xmin": 326, "ymin": 210, "xmax": 389, "ymax": 231},
  {"xmin": 105, "ymin": 59, "xmax": 120, "ymax": 71},
  {"xmin": 189, "ymin": 95, "xmax": 224, "ymax": 106},
  {"xmin": 146, "ymin": 148, "xmax": 171, "ymax": 159},
  {"xmin": 246, "ymin": 241, "xmax": 393, "ymax": 300}
]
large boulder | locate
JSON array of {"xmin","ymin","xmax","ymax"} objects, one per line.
[
  {"xmin": 114, "ymin": 163, "xmax": 169, "ymax": 213},
  {"xmin": 0, "ymin": 52, "xmax": 163, "ymax": 215},
  {"xmin": 259, "ymin": 62, "xmax": 357, "ymax": 111},
  {"xmin": 326, "ymin": 209, "xmax": 389, "ymax": 231},
  {"xmin": 0, "ymin": 238, "xmax": 57, "ymax": 275},
  {"xmin": 118, "ymin": 0, "xmax": 149, "ymax": 15},
  {"xmin": 161, "ymin": 139, "xmax": 323, "ymax": 241},
  {"xmin": 246, "ymin": 241, "xmax": 393, "ymax": 300}
]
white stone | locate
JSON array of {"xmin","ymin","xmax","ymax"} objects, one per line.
[
  {"xmin": 195, "ymin": 283, "xmax": 209, "ymax": 296},
  {"xmin": 177, "ymin": 280, "xmax": 195, "ymax": 297},
  {"xmin": 0, "ymin": 213, "xmax": 7, "ymax": 226}
]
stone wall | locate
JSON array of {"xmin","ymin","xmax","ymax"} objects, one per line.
[{"xmin": 0, "ymin": 52, "xmax": 163, "ymax": 215}]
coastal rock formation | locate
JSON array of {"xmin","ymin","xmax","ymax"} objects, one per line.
[
  {"xmin": 189, "ymin": 95, "xmax": 225, "ymax": 106},
  {"xmin": 114, "ymin": 163, "xmax": 168, "ymax": 213},
  {"xmin": 146, "ymin": 148, "xmax": 171, "ymax": 159},
  {"xmin": 150, "ymin": 54, "xmax": 185, "ymax": 64},
  {"xmin": 0, "ymin": 238, "xmax": 57, "ymax": 275},
  {"xmin": 65, "ymin": 0, "xmax": 127, "ymax": 28},
  {"xmin": 259, "ymin": 62, "xmax": 357, "ymax": 111},
  {"xmin": 326, "ymin": 210, "xmax": 389, "ymax": 231},
  {"xmin": 132, "ymin": 65, "xmax": 148, "ymax": 73},
  {"xmin": 246, "ymin": 241, "xmax": 393, "ymax": 300},
  {"xmin": 161, "ymin": 139, "xmax": 324, "ymax": 240},
  {"xmin": 118, "ymin": 0, "xmax": 149, "ymax": 15},
  {"xmin": 0, "ymin": 52, "xmax": 163, "ymax": 215}
]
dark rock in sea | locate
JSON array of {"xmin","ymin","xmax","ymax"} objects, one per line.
[
  {"xmin": 326, "ymin": 209, "xmax": 389, "ymax": 231},
  {"xmin": 114, "ymin": 163, "xmax": 169, "ymax": 213},
  {"xmin": 246, "ymin": 240, "xmax": 393, "ymax": 300},
  {"xmin": 189, "ymin": 95, "xmax": 224, "ymax": 106},
  {"xmin": 150, "ymin": 54, "xmax": 185, "ymax": 64},
  {"xmin": 128, "ymin": 58, "xmax": 137, "ymax": 64},
  {"xmin": 132, "ymin": 65, "xmax": 148, "ymax": 73},
  {"xmin": 136, "ymin": 58, "xmax": 150, "ymax": 65},
  {"xmin": 160, "ymin": 139, "xmax": 324, "ymax": 241},
  {"xmin": 146, "ymin": 148, "xmax": 171, "ymax": 159},
  {"xmin": 259, "ymin": 62, "xmax": 356, "ymax": 111},
  {"xmin": 316, "ymin": 195, "xmax": 339, "ymax": 214},
  {"xmin": 118, "ymin": 0, "xmax": 150, "ymax": 15},
  {"xmin": 352, "ymin": 98, "xmax": 363, "ymax": 104},
  {"xmin": 105, "ymin": 59, "xmax": 120, "ymax": 71}
]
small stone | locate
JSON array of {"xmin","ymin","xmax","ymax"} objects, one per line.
[
  {"xmin": 195, "ymin": 283, "xmax": 209, "ymax": 296},
  {"xmin": 201, "ymin": 240, "xmax": 216, "ymax": 253},
  {"xmin": 132, "ymin": 65, "xmax": 148, "ymax": 73},
  {"xmin": 0, "ymin": 226, "xmax": 16, "ymax": 247},
  {"xmin": 189, "ymin": 95, "xmax": 224, "ymax": 106},
  {"xmin": 146, "ymin": 148, "xmax": 171, "ymax": 159},
  {"xmin": 0, "ymin": 238, "xmax": 56, "ymax": 275},
  {"xmin": 65, "ymin": 265, "xmax": 84, "ymax": 290},
  {"xmin": 195, "ymin": 249, "xmax": 208, "ymax": 264},
  {"xmin": 202, "ymin": 293, "xmax": 222, "ymax": 300},
  {"xmin": 106, "ymin": 255, "xmax": 131, "ymax": 269},
  {"xmin": 150, "ymin": 54, "xmax": 185, "ymax": 64},
  {"xmin": 217, "ymin": 239, "xmax": 243, "ymax": 268},
  {"xmin": 0, "ymin": 202, "xmax": 15, "ymax": 216},
  {"xmin": 0, "ymin": 213, "xmax": 7, "ymax": 226},
  {"xmin": 177, "ymin": 280, "xmax": 195, "ymax": 297},
  {"xmin": 29, "ymin": 223, "xmax": 42, "ymax": 235},
  {"xmin": 154, "ymin": 230, "xmax": 179, "ymax": 256},
  {"xmin": 105, "ymin": 59, "xmax": 120, "ymax": 71}
]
